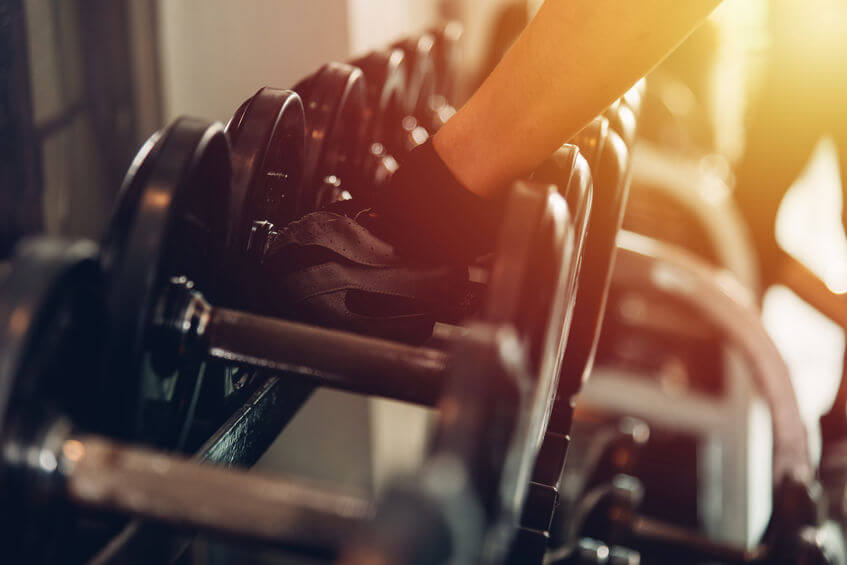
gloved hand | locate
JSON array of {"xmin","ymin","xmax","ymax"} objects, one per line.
[
  {"xmin": 261, "ymin": 141, "xmax": 500, "ymax": 343},
  {"xmin": 262, "ymin": 199, "xmax": 481, "ymax": 345},
  {"xmin": 367, "ymin": 140, "xmax": 506, "ymax": 265}
]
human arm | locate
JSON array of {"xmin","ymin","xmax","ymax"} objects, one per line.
[{"xmin": 433, "ymin": 0, "xmax": 722, "ymax": 197}]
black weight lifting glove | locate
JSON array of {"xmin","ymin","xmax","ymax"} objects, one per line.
[
  {"xmin": 262, "ymin": 207, "xmax": 480, "ymax": 345},
  {"xmin": 262, "ymin": 140, "xmax": 497, "ymax": 344},
  {"xmin": 370, "ymin": 139, "xmax": 506, "ymax": 265}
]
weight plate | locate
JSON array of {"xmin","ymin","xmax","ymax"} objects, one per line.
[
  {"xmin": 349, "ymin": 48, "xmax": 408, "ymax": 192},
  {"xmin": 294, "ymin": 63, "xmax": 367, "ymax": 211},
  {"xmin": 562, "ymin": 122, "xmax": 631, "ymax": 391},
  {"xmin": 430, "ymin": 20, "xmax": 463, "ymax": 105},
  {"xmin": 393, "ymin": 34, "xmax": 438, "ymax": 127},
  {"xmin": 226, "ymin": 88, "xmax": 305, "ymax": 247},
  {"xmin": 0, "ymin": 238, "xmax": 104, "ymax": 438},
  {"xmin": 101, "ymin": 118, "xmax": 231, "ymax": 449},
  {"xmin": 0, "ymin": 238, "xmax": 105, "ymax": 561},
  {"xmin": 484, "ymin": 181, "xmax": 577, "ymax": 451},
  {"xmin": 534, "ymin": 144, "xmax": 593, "ymax": 259},
  {"xmin": 351, "ymin": 48, "xmax": 408, "ymax": 152}
]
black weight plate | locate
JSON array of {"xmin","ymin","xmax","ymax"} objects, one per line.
[
  {"xmin": 0, "ymin": 238, "xmax": 104, "ymax": 437},
  {"xmin": 522, "ymin": 146, "xmax": 594, "ymax": 492},
  {"xmin": 349, "ymin": 48, "xmax": 408, "ymax": 192},
  {"xmin": 351, "ymin": 48, "xmax": 408, "ymax": 152},
  {"xmin": 393, "ymin": 34, "xmax": 438, "ymax": 127},
  {"xmin": 294, "ymin": 63, "xmax": 367, "ymax": 211},
  {"xmin": 430, "ymin": 20, "xmax": 464, "ymax": 105},
  {"xmin": 101, "ymin": 118, "xmax": 231, "ymax": 449},
  {"xmin": 484, "ymin": 181, "xmax": 578, "ymax": 451},
  {"xmin": 225, "ymin": 87, "xmax": 305, "ymax": 247},
  {"xmin": 534, "ymin": 144, "xmax": 593, "ymax": 261},
  {"xmin": 561, "ymin": 121, "xmax": 630, "ymax": 393},
  {"xmin": 0, "ymin": 238, "xmax": 105, "ymax": 561}
]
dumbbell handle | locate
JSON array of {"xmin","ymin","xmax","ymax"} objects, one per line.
[
  {"xmin": 157, "ymin": 279, "xmax": 448, "ymax": 406},
  {"xmin": 60, "ymin": 433, "xmax": 372, "ymax": 556},
  {"xmin": 206, "ymin": 307, "xmax": 447, "ymax": 405}
]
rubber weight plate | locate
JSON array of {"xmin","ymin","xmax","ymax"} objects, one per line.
[
  {"xmin": 355, "ymin": 46, "xmax": 428, "ymax": 162},
  {"xmin": 351, "ymin": 49, "xmax": 408, "ymax": 148},
  {"xmin": 429, "ymin": 20, "xmax": 463, "ymax": 106},
  {"xmin": 561, "ymin": 119, "xmax": 630, "ymax": 392},
  {"xmin": 0, "ymin": 238, "xmax": 105, "ymax": 561},
  {"xmin": 294, "ymin": 63, "xmax": 367, "ymax": 211},
  {"xmin": 101, "ymin": 118, "xmax": 231, "ymax": 449},
  {"xmin": 226, "ymin": 87, "xmax": 305, "ymax": 246},
  {"xmin": 484, "ymin": 181, "xmax": 577, "ymax": 452},
  {"xmin": 393, "ymin": 34, "xmax": 438, "ymax": 129},
  {"xmin": 534, "ymin": 144, "xmax": 593, "ymax": 261}
]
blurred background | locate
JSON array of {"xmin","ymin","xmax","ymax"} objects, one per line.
[{"xmin": 4, "ymin": 0, "xmax": 847, "ymax": 559}]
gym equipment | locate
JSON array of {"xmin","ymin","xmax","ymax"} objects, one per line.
[
  {"xmin": 506, "ymin": 114, "xmax": 633, "ymax": 562},
  {"xmin": 557, "ymin": 232, "xmax": 828, "ymax": 563},
  {"xmin": 393, "ymin": 34, "xmax": 437, "ymax": 128},
  {"xmin": 343, "ymin": 180, "xmax": 578, "ymax": 565},
  {"xmin": 0, "ymin": 174, "xmax": 578, "ymax": 563},
  {"xmin": 393, "ymin": 33, "xmax": 455, "ymax": 136},
  {"xmin": 225, "ymin": 87, "xmax": 305, "ymax": 246},
  {"xmin": 293, "ymin": 63, "xmax": 367, "ymax": 211},
  {"xmin": 99, "ymin": 118, "xmax": 231, "ymax": 448},
  {"xmin": 560, "ymin": 118, "xmax": 630, "ymax": 399},
  {"xmin": 352, "ymin": 46, "xmax": 429, "ymax": 162},
  {"xmin": 118, "ymin": 148, "xmax": 577, "ymax": 409},
  {"xmin": 348, "ymin": 48, "xmax": 408, "ymax": 191},
  {"xmin": 429, "ymin": 20, "xmax": 464, "ymax": 106},
  {"xmin": 0, "ymin": 240, "xmax": 370, "ymax": 562},
  {"xmin": 778, "ymin": 250, "xmax": 847, "ymax": 531}
]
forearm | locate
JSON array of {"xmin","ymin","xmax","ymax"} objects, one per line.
[{"xmin": 433, "ymin": 0, "xmax": 721, "ymax": 197}]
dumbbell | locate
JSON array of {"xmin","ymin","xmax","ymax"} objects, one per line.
[
  {"xmin": 109, "ymin": 117, "xmax": 578, "ymax": 407},
  {"xmin": 293, "ymin": 63, "xmax": 367, "ymax": 211},
  {"xmin": 343, "ymin": 181, "xmax": 580, "ymax": 565},
  {"xmin": 506, "ymin": 118, "xmax": 632, "ymax": 562}
]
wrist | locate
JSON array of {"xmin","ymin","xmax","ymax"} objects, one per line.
[{"xmin": 373, "ymin": 140, "xmax": 504, "ymax": 265}]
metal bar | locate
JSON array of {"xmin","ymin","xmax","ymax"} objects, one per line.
[
  {"xmin": 88, "ymin": 376, "xmax": 314, "ymax": 564},
  {"xmin": 196, "ymin": 375, "xmax": 313, "ymax": 467},
  {"xmin": 65, "ymin": 434, "xmax": 372, "ymax": 557},
  {"xmin": 207, "ymin": 307, "xmax": 448, "ymax": 406},
  {"xmin": 631, "ymin": 515, "xmax": 766, "ymax": 563}
]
